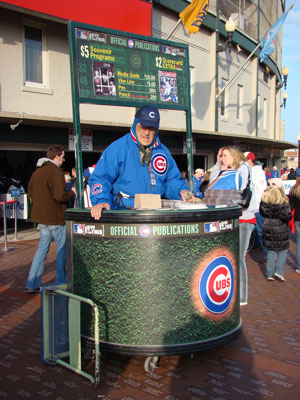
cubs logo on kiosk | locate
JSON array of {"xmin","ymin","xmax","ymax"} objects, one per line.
[{"xmin": 191, "ymin": 247, "xmax": 237, "ymax": 321}]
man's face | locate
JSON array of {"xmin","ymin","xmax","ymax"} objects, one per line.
[
  {"xmin": 135, "ymin": 123, "xmax": 156, "ymax": 146},
  {"xmin": 57, "ymin": 151, "xmax": 65, "ymax": 167}
]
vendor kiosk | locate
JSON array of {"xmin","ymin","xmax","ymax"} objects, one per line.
[{"xmin": 41, "ymin": 21, "xmax": 242, "ymax": 384}]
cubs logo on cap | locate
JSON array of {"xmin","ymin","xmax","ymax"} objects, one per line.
[
  {"xmin": 135, "ymin": 106, "xmax": 160, "ymax": 129},
  {"xmin": 91, "ymin": 183, "xmax": 103, "ymax": 195},
  {"xmin": 151, "ymin": 153, "xmax": 168, "ymax": 176},
  {"xmin": 190, "ymin": 247, "xmax": 237, "ymax": 321}
]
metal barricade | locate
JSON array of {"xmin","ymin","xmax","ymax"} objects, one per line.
[
  {"xmin": 1, "ymin": 199, "xmax": 17, "ymax": 251},
  {"xmin": 42, "ymin": 285, "xmax": 100, "ymax": 385}
]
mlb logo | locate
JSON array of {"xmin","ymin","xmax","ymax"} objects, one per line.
[
  {"xmin": 74, "ymin": 224, "xmax": 85, "ymax": 234},
  {"xmin": 204, "ymin": 222, "xmax": 218, "ymax": 233},
  {"xmin": 77, "ymin": 30, "xmax": 88, "ymax": 39}
]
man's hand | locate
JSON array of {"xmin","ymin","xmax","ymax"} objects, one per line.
[
  {"xmin": 91, "ymin": 203, "xmax": 110, "ymax": 220},
  {"xmin": 180, "ymin": 190, "xmax": 195, "ymax": 203}
]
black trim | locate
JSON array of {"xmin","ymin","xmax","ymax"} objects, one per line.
[
  {"xmin": 82, "ymin": 319, "xmax": 242, "ymax": 356},
  {"xmin": 65, "ymin": 206, "xmax": 242, "ymax": 224}
]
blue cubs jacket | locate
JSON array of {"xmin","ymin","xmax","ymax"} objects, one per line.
[
  {"xmin": 89, "ymin": 118, "xmax": 189, "ymax": 209},
  {"xmin": 193, "ymin": 175, "xmax": 203, "ymax": 198},
  {"xmin": 208, "ymin": 169, "xmax": 242, "ymax": 190}
]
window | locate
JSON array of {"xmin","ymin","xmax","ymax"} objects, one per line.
[
  {"xmin": 237, "ymin": 84, "xmax": 243, "ymax": 121},
  {"xmin": 220, "ymin": 79, "xmax": 228, "ymax": 118},
  {"xmin": 24, "ymin": 24, "xmax": 44, "ymax": 85},
  {"xmin": 263, "ymin": 70, "xmax": 269, "ymax": 84}
]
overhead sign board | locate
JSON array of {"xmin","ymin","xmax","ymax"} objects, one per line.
[
  {"xmin": 70, "ymin": 23, "xmax": 190, "ymax": 109},
  {"xmin": 68, "ymin": 21, "xmax": 193, "ymax": 207}
]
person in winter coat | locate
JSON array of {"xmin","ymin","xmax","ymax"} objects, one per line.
[
  {"xmin": 26, "ymin": 146, "xmax": 76, "ymax": 292},
  {"xmin": 271, "ymin": 166, "xmax": 280, "ymax": 178},
  {"xmin": 193, "ymin": 168, "xmax": 204, "ymax": 198},
  {"xmin": 89, "ymin": 105, "xmax": 192, "ymax": 219},
  {"xmin": 288, "ymin": 168, "xmax": 297, "ymax": 180},
  {"xmin": 244, "ymin": 152, "xmax": 267, "ymax": 257},
  {"xmin": 264, "ymin": 166, "xmax": 271, "ymax": 182},
  {"xmin": 260, "ymin": 184, "xmax": 292, "ymax": 281},
  {"xmin": 288, "ymin": 177, "xmax": 300, "ymax": 275}
]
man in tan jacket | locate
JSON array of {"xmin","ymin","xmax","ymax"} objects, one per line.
[{"xmin": 26, "ymin": 145, "xmax": 75, "ymax": 293}]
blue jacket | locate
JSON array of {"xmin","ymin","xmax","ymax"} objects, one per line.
[
  {"xmin": 89, "ymin": 119, "xmax": 189, "ymax": 209},
  {"xmin": 271, "ymin": 170, "xmax": 280, "ymax": 178},
  {"xmin": 208, "ymin": 169, "xmax": 242, "ymax": 190},
  {"xmin": 193, "ymin": 175, "xmax": 203, "ymax": 198}
]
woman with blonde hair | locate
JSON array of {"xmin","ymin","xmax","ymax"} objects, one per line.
[
  {"xmin": 208, "ymin": 146, "xmax": 246, "ymax": 190},
  {"xmin": 289, "ymin": 177, "xmax": 300, "ymax": 275},
  {"xmin": 260, "ymin": 184, "xmax": 292, "ymax": 281},
  {"xmin": 208, "ymin": 146, "xmax": 256, "ymax": 305}
]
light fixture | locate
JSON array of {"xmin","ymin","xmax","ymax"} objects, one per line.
[
  {"xmin": 281, "ymin": 92, "xmax": 288, "ymax": 109},
  {"xmin": 217, "ymin": 19, "xmax": 236, "ymax": 53},
  {"xmin": 281, "ymin": 66, "xmax": 288, "ymax": 90},
  {"xmin": 10, "ymin": 119, "xmax": 23, "ymax": 131},
  {"xmin": 236, "ymin": 44, "xmax": 242, "ymax": 53}
]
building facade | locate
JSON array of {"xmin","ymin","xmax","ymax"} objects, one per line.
[{"xmin": 0, "ymin": 0, "xmax": 294, "ymax": 189}]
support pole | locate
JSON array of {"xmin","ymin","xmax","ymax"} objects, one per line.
[
  {"xmin": 13, "ymin": 200, "xmax": 18, "ymax": 241},
  {"xmin": 1, "ymin": 202, "xmax": 8, "ymax": 251},
  {"xmin": 166, "ymin": 18, "xmax": 182, "ymax": 40},
  {"xmin": 216, "ymin": 43, "xmax": 260, "ymax": 102}
]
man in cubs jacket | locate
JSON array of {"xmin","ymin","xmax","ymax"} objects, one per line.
[{"xmin": 89, "ymin": 105, "xmax": 192, "ymax": 219}]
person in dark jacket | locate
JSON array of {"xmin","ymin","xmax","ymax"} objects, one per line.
[
  {"xmin": 260, "ymin": 184, "xmax": 292, "ymax": 282},
  {"xmin": 287, "ymin": 168, "xmax": 297, "ymax": 180},
  {"xmin": 288, "ymin": 177, "xmax": 300, "ymax": 275},
  {"xmin": 25, "ymin": 145, "xmax": 76, "ymax": 292}
]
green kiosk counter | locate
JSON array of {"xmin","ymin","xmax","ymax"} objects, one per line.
[{"xmin": 65, "ymin": 205, "xmax": 242, "ymax": 363}]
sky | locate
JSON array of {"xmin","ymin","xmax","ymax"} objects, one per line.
[{"xmin": 281, "ymin": 0, "xmax": 300, "ymax": 146}]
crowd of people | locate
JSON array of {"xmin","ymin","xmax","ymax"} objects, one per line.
[
  {"xmin": 21, "ymin": 105, "xmax": 300, "ymax": 303},
  {"xmin": 180, "ymin": 148, "xmax": 300, "ymax": 305}
]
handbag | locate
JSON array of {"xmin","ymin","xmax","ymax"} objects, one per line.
[{"xmin": 239, "ymin": 174, "xmax": 252, "ymax": 209}]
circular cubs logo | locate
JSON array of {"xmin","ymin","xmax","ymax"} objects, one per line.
[
  {"xmin": 91, "ymin": 183, "xmax": 103, "ymax": 195},
  {"xmin": 151, "ymin": 153, "xmax": 168, "ymax": 176},
  {"xmin": 138, "ymin": 225, "xmax": 151, "ymax": 238},
  {"xmin": 127, "ymin": 39, "xmax": 135, "ymax": 48},
  {"xmin": 191, "ymin": 248, "xmax": 237, "ymax": 321}
]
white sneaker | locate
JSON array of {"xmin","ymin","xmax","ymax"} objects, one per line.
[
  {"xmin": 296, "ymin": 269, "xmax": 300, "ymax": 275},
  {"xmin": 267, "ymin": 276, "xmax": 275, "ymax": 281},
  {"xmin": 274, "ymin": 273, "xmax": 285, "ymax": 282}
]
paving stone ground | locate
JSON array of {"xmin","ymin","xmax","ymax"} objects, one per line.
[{"xmin": 0, "ymin": 225, "xmax": 300, "ymax": 399}]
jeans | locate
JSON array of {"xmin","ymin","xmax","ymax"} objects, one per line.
[
  {"xmin": 239, "ymin": 222, "xmax": 255, "ymax": 304},
  {"xmin": 255, "ymin": 211, "xmax": 267, "ymax": 254},
  {"xmin": 26, "ymin": 224, "xmax": 67, "ymax": 289},
  {"xmin": 266, "ymin": 249, "xmax": 288, "ymax": 278},
  {"xmin": 295, "ymin": 222, "xmax": 300, "ymax": 271}
]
